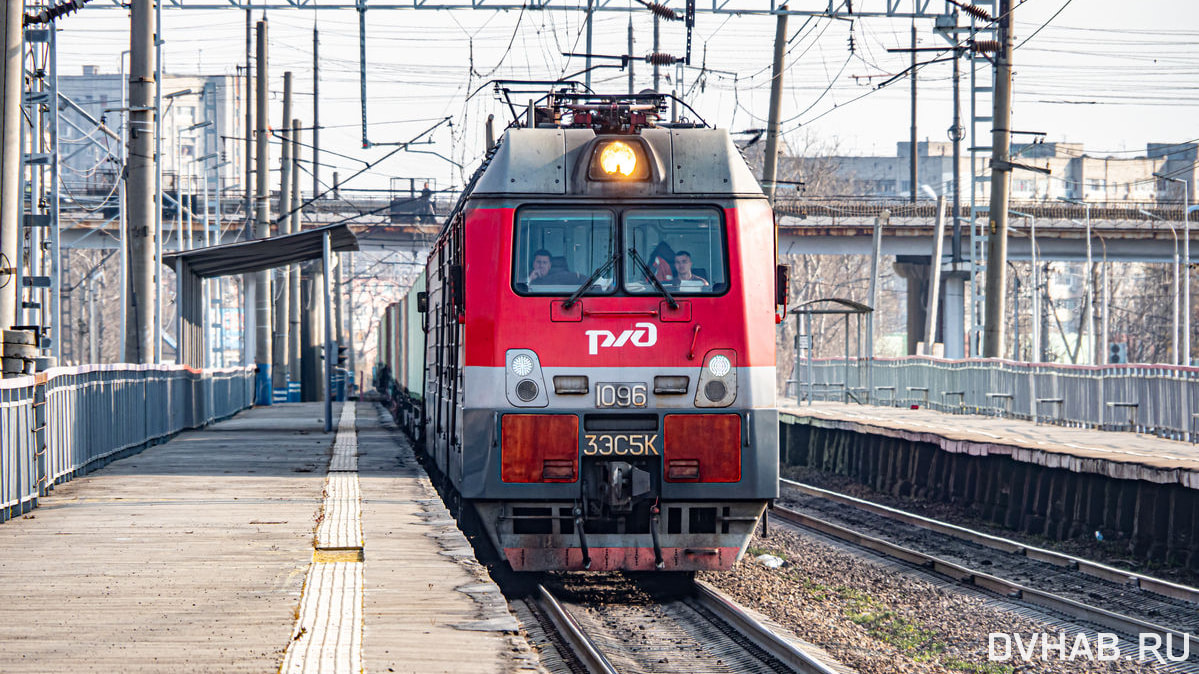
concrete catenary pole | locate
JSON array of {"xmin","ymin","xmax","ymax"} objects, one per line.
[
  {"xmin": 909, "ymin": 21, "xmax": 917, "ymax": 204},
  {"xmin": 982, "ymin": 0, "xmax": 1013, "ymax": 358},
  {"xmin": 124, "ymin": 0, "xmax": 157, "ymax": 362},
  {"xmin": 652, "ymin": 15, "xmax": 660, "ymax": 91},
  {"xmin": 334, "ymin": 254, "xmax": 343, "ymax": 381},
  {"xmin": 254, "ymin": 18, "xmax": 272, "ymax": 404},
  {"xmin": 312, "ymin": 24, "xmax": 320, "ymax": 200},
  {"xmin": 346, "ymin": 252, "xmax": 355, "ymax": 394},
  {"xmin": 627, "ymin": 15, "xmax": 634, "ymax": 95},
  {"xmin": 273, "ymin": 71, "xmax": 292, "ymax": 392},
  {"xmin": 322, "ymin": 231, "xmax": 334, "ymax": 431},
  {"xmin": 0, "ymin": 0, "xmax": 22, "ymax": 332},
  {"xmin": 761, "ymin": 7, "xmax": 788, "ymax": 202},
  {"xmin": 289, "ymin": 119, "xmax": 302, "ymax": 388},
  {"xmin": 241, "ymin": 9, "xmax": 252, "ymax": 368},
  {"xmin": 244, "ymin": 10, "xmax": 252, "ymax": 239}
]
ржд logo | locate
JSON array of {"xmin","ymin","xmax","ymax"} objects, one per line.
[{"xmin": 585, "ymin": 322, "xmax": 657, "ymax": 355}]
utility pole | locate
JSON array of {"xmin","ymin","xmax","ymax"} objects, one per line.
[
  {"xmin": 909, "ymin": 21, "xmax": 917, "ymax": 204},
  {"xmin": 0, "ymin": 0, "xmax": 21, "ymax": 332},
  {"xmin": 334, "ymin": 251, "xmax": 344, "ymax": 395},
  {"xmin": 627, "ymin": 15, "xmax": 634, "ymax": 95},
  {"xmin": 584, "ymin": 0, "xmax": 594, "ymax": 90},
  {"xmin": 125, "ymin": 0, "xmax": 156, "ymax": 362},
  {"xmin": 312, "ymin": 24, "xmax": 320, "ymax": 200},
  {"xmin": 346, "ymin": 253, "xmax": 356, "ymax": 396},
  {"xmin": 254, "ymin": 18, "xmax": 272, "ymax": 404},
  {"xmin": 982, "ymin": 0, "xmax": 1013, "ymax": 359},
  {"xmin": 322, "ymin": 231, "xmax": 334, "ymax": 430},
  {"xmin": 761, "ymin": 7, "xmax": 788, "ymax": 202},
  {"xmin": 289, "ymin": 118, "xmax": 302, "ymax": 393},
  {"xmin": 244, "ymin": 10, "xmax": 252, "ymax": 239},
  {"xmin": 950, "ymin": 38, "xmax": 962, "ymax": 262},
  {"xmin": 242, "ymin": 10, "xmax": 252, "ymax": 369},
  {"xmin": 273, "ymin": 71, "xmax": 292, "ymax": 394},
  {"xmin": 652, "ymin": 15, "xmax": 660, "ymax": 91}
]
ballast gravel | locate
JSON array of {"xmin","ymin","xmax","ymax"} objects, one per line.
[{"xmin": 701, "ymin": 527, "xmax": 1168, "ymax": 674}]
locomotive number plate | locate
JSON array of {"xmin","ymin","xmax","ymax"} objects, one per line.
[
  {"xmin": 595, "ymin": 382, "xmax": 648, "ymax": 408},
  {"xmin": 583, "ymin": 433, "xmax": 660, "ymax": 456}
]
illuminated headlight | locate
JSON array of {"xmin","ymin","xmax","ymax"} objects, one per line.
[
  {"xmin": 588, "ymin": 138, "xmax": 650, "ymax": 181},
  {"xmin": 599, "ymin": 141, "xmax": 638, "ymax": 176},
  {"xmin": 511, "ymin": 354, "xmax": 534, "ymax": 377},
  {"xmin": 708, "ymin": 354, "xmax": 732, "ymax": 378}
]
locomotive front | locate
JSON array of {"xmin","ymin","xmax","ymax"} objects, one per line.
[{"xmin": 428, "ymin": 95, "xmax": 780, "ymax": 572}]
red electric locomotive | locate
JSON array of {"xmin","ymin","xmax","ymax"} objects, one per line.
[{"xmin": 409, "ymin": 91, "xmax": 782, "ymax": 572}]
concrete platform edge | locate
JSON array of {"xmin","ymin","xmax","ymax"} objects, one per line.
[{"xmin": 782, "ymin": 408, "xmax": 1199, "ymax": 489}]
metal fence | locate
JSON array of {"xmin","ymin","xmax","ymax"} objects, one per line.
[
  {"xmin": 1, "ymin": 365, "xmax": 255, "ymax": 523},
  {"xmin": 793, "ymin": 356, "xmax": 1199, "ymax": 440}
]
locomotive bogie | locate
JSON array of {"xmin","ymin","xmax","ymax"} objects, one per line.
[{"xmin": 474, "ymin": 499, "xmax": 767, "ymax": 572}]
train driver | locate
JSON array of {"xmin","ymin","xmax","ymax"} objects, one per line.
[
  {"xmin": 527, "ymin": 249, "xmax": 553, "ymax": 284},
  {"xmin": 673, "ymin": 250, "xmax": 708, "ymax": 286},
  {"xmin": 528, "ymin": 249, "xmax": 586, "ymax": 286}
]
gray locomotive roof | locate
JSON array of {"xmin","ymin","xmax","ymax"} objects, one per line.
[{"xmin": 471, "ymin": 127, "xmax": 764, "ymax": 199}]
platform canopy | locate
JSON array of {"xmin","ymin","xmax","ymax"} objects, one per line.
[
  {"xmin": 162, "ymin": 222, "xmax": 359, "ymax": 278},
  {"xmin": 163, "ymin": 222, "xmax": 358, "ymax": 370}
]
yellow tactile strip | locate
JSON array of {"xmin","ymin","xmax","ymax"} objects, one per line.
[
  {"xmin": 316, "ymin": 473, "xmax": 363, "ymax": 550},
  {"xmin": 281, "ymin": 404, "xmax": 364, "ymax": 674}
]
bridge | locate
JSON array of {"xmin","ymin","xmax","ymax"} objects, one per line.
[{"xmin": 775, "ymin": 199, "xmax": 1199, "ymax": 262}]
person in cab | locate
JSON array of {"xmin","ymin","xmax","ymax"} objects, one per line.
[{"xmin": 673, "ymin": 250, "xmax": 708, "ymax": 286}]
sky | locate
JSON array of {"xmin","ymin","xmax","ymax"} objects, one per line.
[{"xmin": 56, "ymin": 0, "xmax": 1199, "ymax": 194}]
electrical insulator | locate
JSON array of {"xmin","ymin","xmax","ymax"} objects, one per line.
[
  {"xmin": 645, "ymin": 52, "xmax": 681, "ymax": 66},
  {"xmin": 971, "ymin": 40, "xmax": 1000, "ymax": 54},
  {"xmin": 24, "ymin": 0, "xmax": 87, "ymax": 25},
  {"xmin": 958, "ymin": 2, "xmax": 993, "ymax": 22},
  {"xmin": 637, "ymin": 0, "xmax": 679, "ymax": 21}
]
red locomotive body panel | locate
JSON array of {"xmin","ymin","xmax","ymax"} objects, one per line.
[{"xmin": 463, "ymin": 201, "xmax": 776, "ymax": 370}]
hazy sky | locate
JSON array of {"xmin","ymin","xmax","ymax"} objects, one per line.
[{"xmin": 57, "ymin": 0, "xmax": 1199, "ymax": 193}]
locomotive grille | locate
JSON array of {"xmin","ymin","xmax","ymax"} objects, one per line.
[
  {"xmin": 516, "ymin": 379, "xmax": 539, "ymax": 402},
  {"xmin": 704, "ymin": 380, "xmax": 727, "ymax": 402}
]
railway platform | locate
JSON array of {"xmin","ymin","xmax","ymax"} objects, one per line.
[
  {"xmin": 780, "ymin": 402, "xmax": 1199, "ymax": 568},
  {"xmin": 782, "ymin": 401, "xmax": 1199, "ymax": 487},
  {"xmin": 0, "ymin": 401, "xmax": 537, "ymax": 673}
]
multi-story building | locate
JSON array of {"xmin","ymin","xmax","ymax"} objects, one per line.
[
  {"xmin": 774, "ymin": 140, "xmax": 1195, "ymax": 204},
  {"xmin": 58, "ymin": 65, "xmax": 247, "ymax": 208}
]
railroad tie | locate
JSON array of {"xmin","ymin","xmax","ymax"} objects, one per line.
[{"xmin": 281, "ymin": 403, "xmax": 364, "ymax": 673}]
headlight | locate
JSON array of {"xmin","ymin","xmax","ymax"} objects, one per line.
[
  {"xmin": 599, "ymin": 141, "xmax": 637, "ymax": 176},
  {"xmin": 708, "ymin": 354, "xmax": 731, "ymax": 378},
  {"xmin": 511, "ymin": 354, "xmax": 534, "ymax": 377}
]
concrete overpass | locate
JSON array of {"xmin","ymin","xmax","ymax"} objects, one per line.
[{"xmin": 776, "ymin": 199, "xmax": 1198, "ymax": 263}]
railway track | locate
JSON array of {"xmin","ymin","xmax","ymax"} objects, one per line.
[
  {"xmin": 521, "ymin": 575, "xmax": 844, "ymax": 674},
  {"xmin": 775, "ymin": 478, "xmax": 1199, "ymax": 668}
]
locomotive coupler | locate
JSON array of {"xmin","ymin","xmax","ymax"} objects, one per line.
[
  {"xmin": 573, "ymin": 503, "xmax": 591, "ymax": 570},
  {"xmin": 597, "ymin": 461, "xmax": 652, "ymax": 514}
]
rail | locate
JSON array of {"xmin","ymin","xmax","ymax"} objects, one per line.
[
  {"xmin": 1, "ymin": 364, "xmax": 255, "ymax": 523},
  {"xmin": 792, "ymin": 356, "xmax": 1199, "ymax": 440}
]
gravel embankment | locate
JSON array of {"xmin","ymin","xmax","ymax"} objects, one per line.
[{"xmin": 701, "ymin": 527, "xmax": 1167, "ymax": 674}]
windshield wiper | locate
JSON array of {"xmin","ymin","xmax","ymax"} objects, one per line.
[
  {"xmin": 562, "ymin": 248, "xmax": 620, "ymax": 310},
  {"xmin": 628, "ymin": 247, "xmax": 678, "ymax": 310}
]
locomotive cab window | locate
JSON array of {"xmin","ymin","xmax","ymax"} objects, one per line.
[
  {"xmin": 513, "ymin": 209, "xmax": 616, "ymax": 295},
  {"xmin": 624, "ymin": 209, "xmax": 726, "ymax": 295}
]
